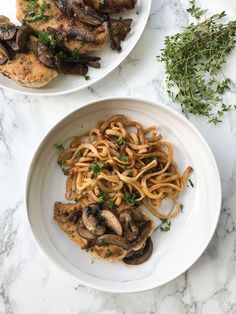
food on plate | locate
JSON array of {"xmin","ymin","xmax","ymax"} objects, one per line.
[
  {"xmin": 16, "ymin": 0, "xmax": 108, "ymax": 53},
  {"xmin": 54, "ymin": 115, "xmax": 193, "ymax": 264},
  {"xmin": 0, "ymin": 0, "xmax": 136, "ymax": 87},
  {"xmin": 84, "ymin": 0, "xmax": 137, "ymax": 13}
]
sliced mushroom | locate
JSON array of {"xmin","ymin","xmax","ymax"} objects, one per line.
[
  {"xmin": 66, "ymin": 27, "xmax": 97, "ymax": 43},
  {"xmin": 54, "ymin": 54, "xmax": 89, "ymax": 75},
  {"xmin": 131, "ymin": 220, "xmax": 154, "ymax": 249},
  {"xmin": 77, "ymin": 224, "xmax": 97, "ymax": 240},
  {"xmin": 0, "ymin": 22, "xmax": 17, "ymax": 41},
  {"xmin": 84, "ymin": 0, "xmax": 137, "ymax": 13},
  {"xmin": 7, "ymin": 26, "xmax": 32, "ymax": 52},
  {"xmin": 82, "ymin": 205, "xmax": 106, "ymax": 235},
  {"xmin": 53, "ymin": 0, "xmax": 68, "ymax": 14},
  {"xmin": 123, "ymin": 237, "xmax": 153, "ymax": 265},
  {"xmin": 72, "ymin": 1, "xmax": 107, "ymax": 26},
  {"xmin": 119, "ymin": 209, "xmax": 139, "ymax": 241},
  {"xmin": 101, "ymin": 210, "xmax": 122, "ymax": 236},
  {"xmin": 37, "ymin": 43, "xmax": 55, "ymax": 68},
  {"xmin": 0, "ymin": 43, "xmax": 10, "ymax": 65},
  {"xmin": 107, "ymin": 18, "xmax": 132, "ymax": 52},
  {"xmin": 95, "ymin": 234, "xmax": 131, "ymax": 250}
]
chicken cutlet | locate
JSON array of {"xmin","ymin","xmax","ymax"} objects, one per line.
[
  {"xmin": 54, "ymin": 200, "xmax": 154, "ymax": 264},
  {"xmin": 16, "ymin": 0, "xmax": 108, "ymax": 53},
  {"xmin": 0, "ymin": 52, "xmax": 57, "ymax": 87}
]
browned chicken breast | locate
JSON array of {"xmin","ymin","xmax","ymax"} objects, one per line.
[
  {"xmin": 16, "ymin": 0, "xmax": 108, "ymax": 53},
  {"xmin": 0, "ymin": 51, "xmax": 57, "ymax": 88},
  {"xmin": 84, "ymin": 0, "xmax": 137, "ymax": 13},
  {"xmin": 54, "ymin": 200, "xmax": 155, "ymax": 264}
]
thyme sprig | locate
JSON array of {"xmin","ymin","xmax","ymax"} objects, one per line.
[{"xmin": 157, "ymin": 11, "xmax": 236, "ymax": 124}]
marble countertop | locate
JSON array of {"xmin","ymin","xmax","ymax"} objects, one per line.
[{"xmin": 1, "ymin": 0, "xmax": 236, "ymax": 313}]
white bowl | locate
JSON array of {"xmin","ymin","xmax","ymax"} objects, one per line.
[
  {"xmin": 26, "ymin": 97, "xmax": 221, "ymax": 292},
  {"xmin": 0, "ymin": 0, "xmax": 151, "ymax": 96}
]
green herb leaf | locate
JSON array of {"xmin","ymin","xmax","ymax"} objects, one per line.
[
  {"xmin": 98, "ymin": 192, "xmax": 107, "ymax": 203},
  {"xmin": 55, "ymin": 144, "xmax": 64, "ymax": 151},
  {"xmin": 38, "ymin": 31, "xmax": 57, "ymax": 48},
  {"xmin": 189, "ymin": 179, "xmax": 194, "ymax": 187},
  {"xmin": 89, "ymin": 162, "xmax": 104, "ymax": 175},
  {"xmin": 160, "ymin": 219, "xmax": 171, "ymax": 232},
  {"xmin": 76, "ymin": 151, "xmax": 82, "ymax": 158},
  {"xmin": 124, "ymin": 193, "xmax": 136, "ymax": 205},
  {"xmin": 187, "ymin": 0, "xmax": 207, "ymax": 19},
  {"xmin": 84, "ymin": 75, "xmax": 91, "ymax": 81},
  {"xmin": 25, "ymin": 0, "xmax": 50, "ymax": 23},
  {"xmin": 116, "ymin": 137, "xmax": 126, "ymax": 145},
  {"xmin": 180, "ymin": 204, "xmax": 184, "ymax": 213},
  {"xmin": 118, "ymin": 155, "xmax": 128, "ymax": 162}
]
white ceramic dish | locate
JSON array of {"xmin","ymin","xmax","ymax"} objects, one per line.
[
  {"xmin": 26, "ymin": 97, "xmax": 221, "ymax": 293},
  {"xmin": 0, "ymin": 0, "xmax": 151, "ymax": 96}
]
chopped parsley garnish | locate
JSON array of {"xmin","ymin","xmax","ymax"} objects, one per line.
[
  {"xmin": 98, "ymin": 192, "xmax": 107, "ymax": 203},
  {"xmin": 25, "ymin": 0, "xmax": 50, "ymax": 23},
  {"xmin": 116, "ymin": 137, "xmax": 125, "ymax": 145},
  {"xmin": 124, "ymin": 193, "xmax": 136, "ymax": 205},
  {"xmin": 38, "ymin": 31, "xmax": 57, "ymax": 48},
  {"xmin": 76, "ymin": 151, "xmax": 82, "ymax": 158},
  {"xmin": 89, "ymin": 162, "xmax": 104, "ymax": 175},
  {"xmin": 118, "ymin": 155, "xmax": 128, "ymax": 162},
  {"xmin": 58, "ymin": 51, "xmax": 66, "ymax": 60},
  {"xmin": 55, "ymin": 144, "xmax": 64, "ymax": 151},
  {"xmin": 160, "ymin": 219, "xmax": 171, "ymax": 232},
  {"xmin": 180, "ymin": 204, "xmax": 184, "ymax": 213},
  {"xmin": 1, "ymin": 23, "xmax": 9, "ymax": 31},
  {"xmin": 105, "ymin": 251, "xmax": 113, "ymax": 258},
  {"xmin": 84, "ymin": 75, "xmax": 91, "ymax": 81},
  {"xmin": 189, "ymin": 179, "xmax": 194, "ymax": 188},
  {"xmin": 146, "ymin": 156, "xmax": 156, "ymax": 164},
  {"xmin": 71, "ymin": 49, "xmax": 79, "ymax": 60}
]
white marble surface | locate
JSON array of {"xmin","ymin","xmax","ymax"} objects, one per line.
[{"xmin": 1, "ymin": 0, "xmax": 236, "ymax": 313}]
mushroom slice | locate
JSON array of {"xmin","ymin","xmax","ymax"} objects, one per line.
[
  {"xmin": 77, "ymin": 224, "xmax": 97, "ymax": 240},
  {"xmin": 0, "ymin": 22, "xmax": 17, "ymax": 41},
  {"xmin": 119, "ymin": 209, "xmax": 139, "ymax": 241},
  {"xmin": 37, "ymin": 43, "xmax": 55, "ymax": 68},
  {"xmin": 7, "ymin": 26, "xmax": 33, "ymax": 52},
  {"xmin": 0, "ymin": 43, "xmax": 10, "ymax": 65},
  {"xmin": 107, "ymin": 18, "xmax": 132, "ymax": 52},
  {"xmin": 82, "ymin": 205, "xmax": 106, "ymax": 235},
  {"xmin": 53, "ymin": 0, "xmax": 68, "ymax": 14},
  {"xmin": 95, "ymin": 234, "xmax": 131, "ymax": 250},
  {"xmin": 54, "ymin": 54, "xmax": 89, "ymax": 75},
  {"xmin": 66, "ymin": 27, "xmax": 97, "ymax": 43},
  {"xmin": 101, "ymin": 210, "xmax": 122, "ymax": 236},
  {"xmin": 123, "ymin": 237, "xmax": 153, "ymax": 265},
  {"xmin": 72, "ymin": 1, "xmax": 107, "ymax": 26},
  {"xmin": 131, "ymin": 220, "xmax": 154, "ymax": 250},
  {"xmin": 84, "ymin": 0, "xmax": 137, "ymax": 13}
]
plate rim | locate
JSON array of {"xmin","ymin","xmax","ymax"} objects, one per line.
[
  {"xmin": 25, "ymin": 96, "xmax": 222, "ymax": 292},
  {"xmin": 0, "ymin": 0, "xmax": 152, "ymax": 96}
]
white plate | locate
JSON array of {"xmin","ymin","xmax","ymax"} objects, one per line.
[
  {"xmin": 26, "ymin": 98, "xmax": 221, "ymax": 293},
  {"xmin": 0, "ymin": 0, "xmax": 151, "ymax": 96}
]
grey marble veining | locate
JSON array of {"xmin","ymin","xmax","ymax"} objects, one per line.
[{"xmin": 1, "ymin": 0, "xmax": 236, "ymax": 313}]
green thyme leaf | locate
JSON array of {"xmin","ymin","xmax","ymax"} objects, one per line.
[
  {"xmin": 187, "ymin": 0, "xmax": 207, "ymax": 19},
  {"xmin": 118, "ymin": 155, "xmax": 128, "ymax": 162},
  {"xmin": 189, "ymin": 179, "xmax": 194, "ymax": 188},
  {"xmin": 116, "ymin": 137, "xmax": 126, "ymax": 145},
  {"xmin": 55, "ymin": 144, "xmax": 64, "ymax": 151}
]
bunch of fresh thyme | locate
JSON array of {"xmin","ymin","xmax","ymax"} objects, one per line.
[{"xmin": 158, "ymin": 4, "xmax": 236, "ymax": 124}]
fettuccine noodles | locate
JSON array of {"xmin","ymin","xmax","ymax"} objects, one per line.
[{"xmin": 57, "ymin": 115, "xmax": 193, "ymax": 219}]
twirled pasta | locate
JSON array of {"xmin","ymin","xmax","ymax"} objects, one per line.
[{"xmin": 58, "ymin": 115, "xmax": 193, "ymax": 219}]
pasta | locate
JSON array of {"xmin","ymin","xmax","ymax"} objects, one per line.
[{"xmin": 57, "ymin": 114, "xmax": 193, "ymax": 220}]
